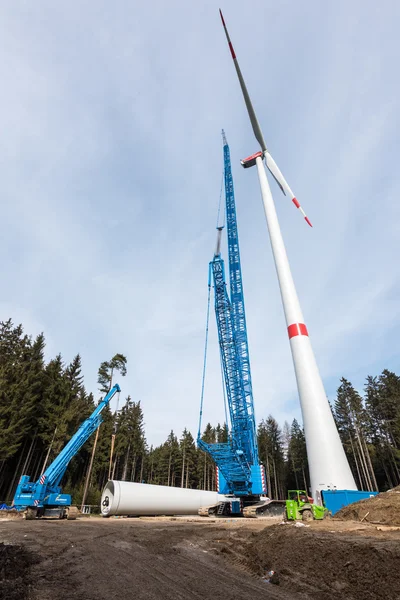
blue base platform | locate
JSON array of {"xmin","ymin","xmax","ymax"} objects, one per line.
[{"xmin": 322, "ymin": 489, "xmax": 378, "ymax": 515}]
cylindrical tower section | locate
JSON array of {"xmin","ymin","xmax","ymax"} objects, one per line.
[
  {"xmin": 101, "ymin": 481, "xmax": 228, "ymax": 517},
  {"xmin": 255, "ymin": 156, "xmax": 357, "ymax": 502}
]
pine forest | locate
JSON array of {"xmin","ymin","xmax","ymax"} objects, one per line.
[{"xmin": 1, "ymin": 319, "xmax": 399, "ymax": 505}]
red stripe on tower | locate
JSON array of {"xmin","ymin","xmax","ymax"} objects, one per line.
[
  {"xmin": 299, "ymin": 323, "xmax": 308, "ymax": 336},
  {"xmin": 288, "ymin": 323, "xmax": 309, "ymax": 339}
]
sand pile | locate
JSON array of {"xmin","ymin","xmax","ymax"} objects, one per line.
[{"xmin": 335, "ymin": 486, "xmax": 400, "ymax": 525}]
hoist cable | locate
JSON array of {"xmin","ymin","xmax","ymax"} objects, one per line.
[{"xmin": 198, "ymin": 278, "xmax": 212, "ymax": 440}]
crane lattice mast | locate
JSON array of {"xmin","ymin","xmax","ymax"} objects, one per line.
[{"xmin": 198, "ymin": 135, "xmax": 265, "ymax": 497}]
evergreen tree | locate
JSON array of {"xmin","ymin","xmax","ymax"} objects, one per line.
[
  {"xmin": 98, "ymin": 354, "xmax": 127, "ymax": 393},
  {"xmin": 178, "ymin": 428, "xmax": 197, "ymax": 488},
  {"xmin": 198, "ymin": 423, "xmax": 217, "ymax": 490},
  {"xmin": 365, "ymin": 373, "xmax": 400, "ymax": 489},
  {"xmin": 0, "ymin": 320, "xmax": 32, "ymax": 464},
  {"xmin": 334, "ymin": 378, "xmax": 376, "ymax": 491},
  {"xmin": 286, "ymin": 419, "xmax": 309, "ymax": 493},
  {"xmin": 258, "ymin": 416, "xmax": 285, "ymax": 499},
  {"xmin": 113, "ymin": 397, "xmax": 147, "ymax": 482}
]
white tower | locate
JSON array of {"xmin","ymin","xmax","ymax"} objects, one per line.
[{"xmin": 219, "ymin": 10, "xmax": 357, "ymax": 502}]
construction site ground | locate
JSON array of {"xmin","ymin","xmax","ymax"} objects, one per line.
[{"xmin": 1, "ymin": 515, "xmax": 399, "ymax": 600}]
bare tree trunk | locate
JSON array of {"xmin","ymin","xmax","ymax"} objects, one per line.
[
  {"xmin": 139, "ymin": 455, "xmax": 144, "ymax": 483},
  {"xmin": 203, "ymin": 454, "xmax": 207, "ymax": 490},
  {"xmin": 111, "ymin": 455, "xmax": 118, "ymax": 480},
  {"xmin": 364, "ymin": 438, "xmax": 379, "ymax": 491},
  {"xmin": 149, "ymin": 453, "xmax": 154, "ymax": 484},
  {"xmin": 121, "ymin": 444, "xmax": 130, "ymax": 481},
  {"xmin": 354, "ymin": 424, "xmax": 373, "ymax": 491},
  {"xmin": 379, "ymin": 446, "xmax": 393, "ymax": 489},
  {"xmin": 41, "ymin": 427, "xmax": 58, "ymax": 476},
  {"xmin": 26, "ymin": 437, "xmax": 38, "ymax": 476},
  {"xmin": 32, "ymin": 451, "xmax": 44, "ymax": 482},
  {"xmin": 185, "ymin": 460, "xmax": 189, "ymax": 488},
  {"xmin": 130, "ymin": 455, "xmax": 137, "ymax": 482},
  {"xmin": 81, "ymin": 428, "xmax": 100, "ymax": 509},
  {"xmin": 348, "ymin": 432, "xmax": 363, "ymax": 489},
  {"xmin": 355, "ymin": 441, "xmax": 368, "ymax": 490},
  {"xmin": 291, "ymin": 455, "xmax": 299, "ymax": 489},
  {"xmin": 108, "ymin": 434, "xmax": 116, "ymax": 481},
  {"xmin": 265, "ymin": 454, "xmax": 271, "ymax": 498},
  {"xmin": 181, "ymin": 446, "xmax": 185, "ymax": 488},
  {"xmin": 7, "ymin": 440, "xmax": 26, "ymax": 492},
  {"xmin": 390, "ymin": 446, "xmax": 400, "ymax": 483},
  {"xmin": 272, "ymin": 458, "xmax": 278, "ymax": 499},
  {"xmin": 279, "ymin": 481, "xmax": 284, "ymax": 500},
  {"xmin": 21, "ymin": 434, "xmax": 37, "ymax": 478},
  {"xmin": 6, "ymin": 440, "xmax": 28, "ymax": 501},
  {"xmin": 167, "ymin": 451, "xmax": 172, "ymax": 486},
  {"xmin": 302, "ymin": 465, "xmax": 308, "ymax": 494}
]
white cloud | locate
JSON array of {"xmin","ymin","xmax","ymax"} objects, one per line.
[{"xmin": 0, "ymin": 0, "xmax": 399, "ymax": 446}]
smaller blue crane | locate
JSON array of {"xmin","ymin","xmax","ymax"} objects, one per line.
[{"xmin": 11, "ymin": 383, "xmax": 121, "ymax": 519}]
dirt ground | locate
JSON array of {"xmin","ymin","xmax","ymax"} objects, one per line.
[{"xmin": 1, "ymin": 516, "xmax": 400, "ymax": 600}]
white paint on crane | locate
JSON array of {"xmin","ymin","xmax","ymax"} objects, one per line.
[{"xmin": 101, "ymin": 480, "xmax": 229, "ymax": 516}]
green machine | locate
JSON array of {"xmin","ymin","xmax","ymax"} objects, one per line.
[{"xmin": 285, "ymin": 490, "xmax": 329, "ymax": 521}]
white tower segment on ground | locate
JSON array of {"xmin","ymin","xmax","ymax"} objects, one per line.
[
  {"xmin": 219, "ymin": 10, "xmax": 357, "ymax": 502},
  {"xmin": 101, "ymin": 481, "xmax": 229, "ymax": 517}
]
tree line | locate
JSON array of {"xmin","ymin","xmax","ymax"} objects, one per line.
[{"xmin": 0, "ymin": 319, "xmax": 399, "ymax": 505}]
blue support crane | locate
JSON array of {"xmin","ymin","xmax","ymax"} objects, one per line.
[
  {"xmin": 12, "ymin": 383, "xmax": 121, "ymax": 519},
  {"xmin": 198, "ymin": 133, "xmax": 268, "ymax": 514}
]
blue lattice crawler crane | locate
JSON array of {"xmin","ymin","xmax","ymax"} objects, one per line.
[
  {"xmin": 11, "ymin": 384, "xmax": 121, "ymax": 520},
  {"xmin": 198, "ymin": 134, "xmax": 285, "ymax": 518}
]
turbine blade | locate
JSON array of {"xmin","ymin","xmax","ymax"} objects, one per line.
[
  {"xmin": 219, "ymin": 10, "xmax": 267, "ymax": 153},
  {"xmin": 265, "ymin": 153, "xmax": 312, "ymax": 227},
  {"xmin": 220, "ymin": 10, "xmax": 312, "ymax": 228}
]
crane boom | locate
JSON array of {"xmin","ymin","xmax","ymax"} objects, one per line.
[
  {"xmin": 12, "ymin": 383, "xmax": 121, "ymax": 518},
  {"xmin": 223, "ymin": 132, "xmax": 258, "ymax": 466},
  {"xmin": 42, "ymin": 384, "xmax": 121, "ymax": 488}
]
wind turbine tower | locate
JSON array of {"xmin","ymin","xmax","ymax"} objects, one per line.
[{"xmin": 219, "ymin": 10, "xmax": 357, "ymax": 502}]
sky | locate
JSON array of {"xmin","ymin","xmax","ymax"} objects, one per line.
[{"xmin": 1, "ymin": 1, "xmax": 399, "ymax": 447}]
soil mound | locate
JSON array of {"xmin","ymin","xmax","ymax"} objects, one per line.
[
  {"xmin": 335, "ymin": 486, "xmax": 400, "ymax": 525},
  {"xmin": 0, "ymin": 542, "xmax": 37, "ymax": 600},
  {"xmin": 225, "ymin": 524, "xmax": 400, "ymax": 599}
]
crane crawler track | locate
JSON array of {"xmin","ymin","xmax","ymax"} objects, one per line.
[
  {"xmin": 243, "ymin": 499, "xmax": 286, "ymax": 518},
  {"xmin": 198, "ymin": 503, "xmax": 224, "ymax": 517}
]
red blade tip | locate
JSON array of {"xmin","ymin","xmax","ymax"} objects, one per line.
[
  {"xmin": 219, "ymin": 9, "xmax": 226, "ymax": 26},
  {"xmin": 305, "ymin": 216, "xmax": 313, "ymax": 227}
]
